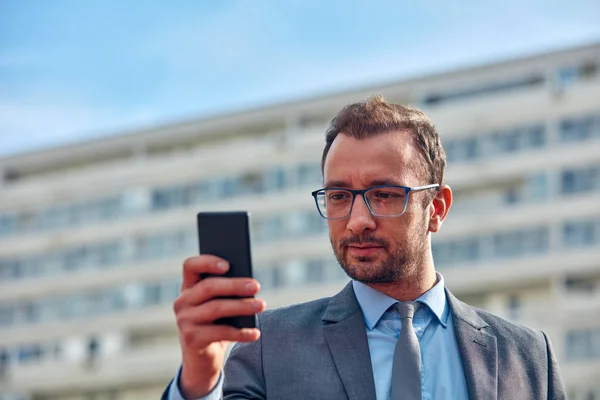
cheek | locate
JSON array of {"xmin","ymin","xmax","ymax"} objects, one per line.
[
  {"xmin": 383, "ymin": 213, "xmax": 422, "ymax": 240},
  {"xmin": 327, "ymin": 220, "xmax": 344, "ymax": 238}
]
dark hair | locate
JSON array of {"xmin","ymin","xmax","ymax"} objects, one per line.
[{"xmin": 321, "ymin": 95, "xmax": 446, "ymax": 185}]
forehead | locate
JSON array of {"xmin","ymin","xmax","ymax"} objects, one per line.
[{"xmin": 323, "ymin": 130, "xmax": 424, "ymax": 186}]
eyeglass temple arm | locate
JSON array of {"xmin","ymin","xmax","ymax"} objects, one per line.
[{"xmin": 410, "ymin": 184, "xmax": 440, "ymax": 192}]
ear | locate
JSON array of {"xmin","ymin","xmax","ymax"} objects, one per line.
[{"xmin": 428, "ymin": 184, "xmax": 452, "ymax": 233}]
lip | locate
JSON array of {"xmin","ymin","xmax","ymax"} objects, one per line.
[
  {"xmin": 347, "ymin": 245, "xmax": 384, "ymax": 257},
  {"xmin": 347, "ymin": 244, "xmax": 383, "ymax": 249}
]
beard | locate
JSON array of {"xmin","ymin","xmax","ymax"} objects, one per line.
[{"xmin": 331, "ymin": 224, "xmax": 429, "ymax": 285}]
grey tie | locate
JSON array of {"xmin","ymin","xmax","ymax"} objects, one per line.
[{"xmin": 391, "ymin": 302, "xmax": 422, "ymax": 400}]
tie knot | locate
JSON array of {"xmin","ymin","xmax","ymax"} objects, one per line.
[{"xmin": 396, "ymin": 302, "xmax": 417, "ymax": 320}]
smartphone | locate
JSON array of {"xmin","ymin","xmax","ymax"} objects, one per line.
[{"xmin": 197, "ymin": 211, "xmax": 256, "ymax": 329}]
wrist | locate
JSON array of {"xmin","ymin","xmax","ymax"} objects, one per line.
[{"xmin": 179, "ymin": 362, "xmax": 221, "ymax": 399}]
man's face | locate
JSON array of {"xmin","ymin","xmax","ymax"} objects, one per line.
[{"xmin": 323, "ymin": 130, "xmax": 432, "ymax": 284}]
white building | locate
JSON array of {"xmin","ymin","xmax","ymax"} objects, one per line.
[{"xmin": 1, "ymin": 42, "xmax": 599, "ymax": 400}]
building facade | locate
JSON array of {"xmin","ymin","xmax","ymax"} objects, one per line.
[{"xmin": 1, "ymin": 42, "xmax": 599, "ymax": 400}]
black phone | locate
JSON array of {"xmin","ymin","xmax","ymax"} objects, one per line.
[{"xmin": 197, "ymin": 211, "xmax": 256, "ymax": 329}]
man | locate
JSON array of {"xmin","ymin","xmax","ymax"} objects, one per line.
[{"xmin": 163, "ymin": 96, "xmax": 565, "ymax": 399}]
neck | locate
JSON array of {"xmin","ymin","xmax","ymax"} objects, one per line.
[{"xmin": 367, "ymin": 257, "xmax": 438, "ymax": 302}]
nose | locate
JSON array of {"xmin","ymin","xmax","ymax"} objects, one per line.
[{"xmin": 346, "ymin": 194, "xmax": 376, "ymax": 234}]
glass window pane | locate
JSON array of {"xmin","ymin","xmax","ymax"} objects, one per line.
[{"xmin": 297, "ymin": 163, "xmax": 322, "ymax": 187}]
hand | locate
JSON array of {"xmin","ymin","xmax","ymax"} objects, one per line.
[{"xmin": 173, "ymin": 255, "xmax": 265, "ymax": 399}]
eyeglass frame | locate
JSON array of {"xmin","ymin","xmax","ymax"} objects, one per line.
[{"xmin": 311, "ymin": 183, "xmax": 440, "ymax": 220}]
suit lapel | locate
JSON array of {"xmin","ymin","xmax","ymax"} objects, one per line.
[
  {"xmin": 447, "ymin": 290, "xmax": 498, "ymax": 400},
  {"xmin": 322, "ymin": 282, "xmax": 377, "ymax": 400}
]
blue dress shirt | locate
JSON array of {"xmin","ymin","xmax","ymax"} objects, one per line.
[
  {"xmin": 168, "ymin": 273, "xmax": 469, "ymax": 400},
  {"xmin": 353, "ymin": 273, "xmax": 469, "ymax": 400}
]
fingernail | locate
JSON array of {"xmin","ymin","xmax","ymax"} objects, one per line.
[
  {"xmin": 245, "ymin": 281, "xmax": 258, "ymax": 291},
  {"xmin": 253, "ymin": 300, "xmax": 264, "ymax": 311},
  {"xmin": 217, "ymin": 262, "xmax": 229, "ymax": 271}
]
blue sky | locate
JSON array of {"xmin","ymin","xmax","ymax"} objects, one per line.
[{"xmin": 1, "ymin": 0, "xmax": 599, "ymax": 156}]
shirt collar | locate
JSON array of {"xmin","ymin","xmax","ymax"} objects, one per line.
[{"xmin": 352, "ymin": 272, "xmax": 449, "ymax": 330}]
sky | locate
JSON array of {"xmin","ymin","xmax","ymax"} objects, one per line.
[{"xmin": 1, "ymin": 0, "xmax": 599, "ymax": 156}]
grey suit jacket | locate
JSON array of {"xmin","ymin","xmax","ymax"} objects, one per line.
[{"xmin": 168, "ymin": 282, "xmax": 566, "ymax": 399}]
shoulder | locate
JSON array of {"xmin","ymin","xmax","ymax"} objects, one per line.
[
  {"xmin": 463, "ymin": 306, "xmax": 552, "ymax": 365},
  {"xmin": 257, "ymin": 296, "xmax": 332, "ymax": 330},
  {"xmin": 448, "ymin": 290, "xmax": 551, "ymax": 362},
  {"xmin": 448, "ymin": 290, "xmax": 548, "ymax": 346},
  {"xmin": 470, "ymin": 306, "xmax": 546, "ymax": 342}
]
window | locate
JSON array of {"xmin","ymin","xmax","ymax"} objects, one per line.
[
  {"xmin": 98, "ymin": 242, "xmax": 123, "ymax": 267},
  {"xmin": 565, "ymin": 276, "xmax": 598, "ymax": 293},
  {"xmin": 192, "ymin": 181, "xmax": 212, "ymax": 203},
  {"xmin": 0, "ymin": 261, "xmax": 17, "ymax": 280},
  {"xmin": 99, "ymin": 197, "xmax": 123, "ymax": 219},
  {"xmin": 151, "ymin": 186, "xmax": 192, "ymax": 210},
  {"xmin": 523, "ymin": 124, "xmax": 546, "ymax": 148},
  {"xmin": 0, "ymin": 214, "xmax": 15, "ymax": 236},
  {"xmin": 564, "ymin": 220, "xmax": 597, "ymax": 247},
  {"xmin": 493, "ymin": 227, "xmax": 548, "ymax": 258},
  {"xmin": 280, "ymin": 260, "xmax": 307, "ymax": 287},
  {"xmin": 161, "ymin": 280, "xmax": 180, "ymax": 303},
  {"xmin": 306, "ymin": 260, "xmax": 326, "ymax": 284},
  {"xmin": 565, "ymin": 327, "xmax": 600, "ymax": 361},
  {"xmin": 526, "ymin": 173, "xmax": 548, "ymax": 202},
  {"xmin": 0, "ymin": 303, "xmax": 14, "ymax": 327},
  {"xmin": 432, "ymin": 243, "xmax": 450, "ymax": 266},
  {"xmin": 17, "ymin": 212, "xmax": 35, "ymax": 232},
  {"xmin": 503, "ymin": 187, "xmax": 520, "ymax": 204},
  {"xmin": 560, "ymin": 115, "xmax": 597, "ymax": 142},
  {"xmin": 64, "ymin": 247, "xmax": 88, "ymax": 271},
  {"xmin": 556, "ymin": 66, "xmax": 581, "ymax": 88},
  {"xmin": 123, "ymin": 284, "xmax": 144, "ymax": 308},
  {"xmin": 143, "ymin": 283, "xmax": 162, "ymax": 306},
  {"xmin": 523, "ymin": 227, "xmax": 549, "ymax": 254},
  {"xmin": 272, "ymin": 264, "xmax": 285, "ymax": 288},
  {"xmin": 17, "ymin": 344, "xmax": 43, "ymax": 364},
  {"xmin": 450, "ymin": 239, "xmax": 481, "ymax": 264},
  {"xmin": 237, "ymin": 172, "xmax": 264, "ymax": 195},
  {"xmin": 445, "ymin": 137, "xmax": 479, "ymax": 162},
  {"xmin": 507, "ymin": 296, "xmax": 521, "ymax": 320},
  {"xmin": 253, "ymin": 216, "xmax": 283, "ymax": 243},
  {"xmin": 491, "ymin": 130, "xmax": 519, "ymax": 154},
  {"xmin": 433, "ymin": 238, "xmax": 481, "ymax": 266},
  {"xmin": 493, "ymin": 231, "xmax": 523, "ymax": 258},
  {"xmin": 561, "ymin": 166, "xmax": 600, "ymax": 194},
  {"xmin": 218, "ymin": 177, "xmax": 237, "ymax": 199},
  {"xmin": 21, "ymin": 301, "xmax": 41, "ymax": 323},
  {"xmin": 122, "ymin": 188, "xmax": 149, "ymax": 213},
  {"xmin": 297, "ymin": 163, "xmax": 322, "ymax": 187},
  {"xmin": 556, "ymin": 62, "xmax": 599, "ymax": 90},
  {"xmin": 422, "ymin": 75, "xmax": 545, "ymax": 106},
  {"xmin": 35, "ymin": 207, "xmax": 68, "ymax": 230},
  {"xmin": 254, "ymin": 267, "xmax": 275, "ymax": 291},
  {"xmin": 286, "ymin": 212, "xmax": 310, "ymax": 236},
  {"xmin": 486, "ymin": 124, "xmax": 546, "ymax": 155}
]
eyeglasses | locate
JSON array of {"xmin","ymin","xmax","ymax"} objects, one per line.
[{"xmin": 311, "ymin": 184, "xmax": 440, "ymax": 220}]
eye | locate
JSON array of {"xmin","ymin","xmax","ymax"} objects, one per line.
[
  {"xmin": 372, "ymin": 190, "xmax": 403, "ymax": 199},
  {"xmin": 328, "ymin": 191, "xmax": 351, "ymax": 201}
]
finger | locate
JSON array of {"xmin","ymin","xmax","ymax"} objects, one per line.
[
  {"xmin": 179, "ymin": 298, "xmax": 266, "ymax": 325},
  {"xmin": 181, "ymin": 255, "xmax": 229, "ymax": 291},
  {"xmin": 180, "ymin": 325, "xmax": 261, "ymax": 348},
  {"xmin": 179, "ymin": 277, "xmax": 261, "ymax": 307}
]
